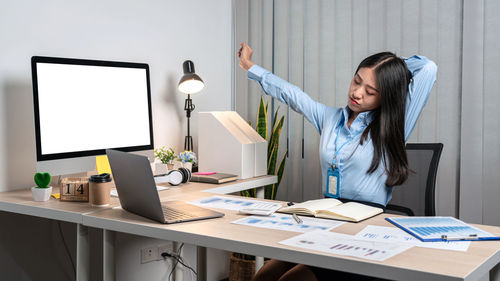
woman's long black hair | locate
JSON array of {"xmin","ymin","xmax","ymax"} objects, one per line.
[{"xmin": 357, "ymin": 52, "xmax": 413, "ymax": 186}]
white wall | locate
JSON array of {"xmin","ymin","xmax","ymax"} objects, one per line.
[
  {"xmin": 0, "ymin": 0, "xmax": 233, "ymax": 280},
  {"xmin": 0, "ymin": 0, "xmax": 232, "ymax": 191}
]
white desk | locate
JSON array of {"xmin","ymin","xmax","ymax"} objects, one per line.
[
  {"xmin": 2, "ymin": 176, "xmax": 500, "ymax": 281},
  {"xmin": 0, "ymin": 187, "xmax": 121, "ymax": 281},
  {"xmin": 82, "ymin": 191, "xmax": 500, "ymax": 281},
  {"xmin": 0, "ymin": 175, "xmax": 277, "ymax": 281}
]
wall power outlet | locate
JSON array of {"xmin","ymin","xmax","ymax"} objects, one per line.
[
  {"xmin": 158, "ymin": 242, "xmax": 174, "ymax": 259},
  {"xmin": 141, "ymin": 246, "xmax": 159, "ymax": 264},
  {"xmin": 140, "ymin": 242, "xmax": 175, "ymax": 264}
]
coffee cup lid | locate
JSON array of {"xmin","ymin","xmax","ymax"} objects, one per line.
[{"xmin": 89, "ymin": 173, "xmax": 112, "ymax": 183}]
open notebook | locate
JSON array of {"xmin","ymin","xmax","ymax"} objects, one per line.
[{"xmin": 279, "ymin": 198, "xmax": 383, "ymax": 222}]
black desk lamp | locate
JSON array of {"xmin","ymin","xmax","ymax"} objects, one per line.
[{"xmin": 178, "ymin": 60, "xmax": 204, "ymax": 151}]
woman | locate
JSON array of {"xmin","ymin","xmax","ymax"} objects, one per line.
[{"xmin": 238, "ymin": 42, "xmax": 437, "ymax": 281}]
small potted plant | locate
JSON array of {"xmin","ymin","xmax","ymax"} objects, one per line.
[
  {"xmin": 154, "ymin": 146, "xmax": 176, "ymax": 174},
  {"xmin": 32, "ymin": 172, "xmax": 52, "ymax": 201},
  {"xmin": 178, "ymin": 151, "xmax": 197, "ymax": 171}
]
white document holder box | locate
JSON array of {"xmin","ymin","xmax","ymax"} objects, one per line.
[{"xmin": 198, "ymin": 111, "xmax": 267, "ymax": 179}]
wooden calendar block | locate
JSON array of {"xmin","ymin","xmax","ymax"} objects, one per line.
[{"xmin": 60, "ymin": 177, "xmax": 89, "ymax": 202}]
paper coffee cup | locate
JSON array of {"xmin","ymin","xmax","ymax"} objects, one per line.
[{"xmin": 89, "ymin": 173, "xmax": 112, "ymax": 207}]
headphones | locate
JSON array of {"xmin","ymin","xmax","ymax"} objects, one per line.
[{"xmin": 154, "ymin": 168, "xmax": 192, "ymax": 186}]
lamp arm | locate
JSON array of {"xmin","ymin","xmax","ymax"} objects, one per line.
[{"xmin": 184, "ymin": 95, "xmax": 195, "ymax": 118}]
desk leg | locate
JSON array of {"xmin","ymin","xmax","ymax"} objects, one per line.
[
  {"xmin": 256, "ymin": 187, "xmax": 264, "ymax": 199},
  {"xmin": 103, "ymin": 230, "xmax": 115, "ymax": 281},
  {"xmin": 491, "ymin": 262, "xmax": 500, "ymax": 281},
  {"xmin": 76, "ymin": 224, "xmax": 90, "ymax": 281},
  {"xmin": 197, "ymin": 246, "xmax": 207, "ymax": 281},
  {"xmin": 255, "ymin": 187, "xmax": 265, "ymax": 273}
]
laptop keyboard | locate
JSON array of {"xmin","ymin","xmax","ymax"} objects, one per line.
[{"xmin": 161, "ymin": 206, "xmax": 196, "ymax": 220}]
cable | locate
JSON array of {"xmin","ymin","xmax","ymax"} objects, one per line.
[
  {"xmin": 168, "ymin": 255, "xmax": 179, "ymax": 281},
  {"xmin": 176, "ymin": 258, "xmax": 197, "ymax": 276},
  {"xmin": 162, "ymin": 243, "xmax": 197, "ymax": 281},
  {"xmin": 177, "ymin": 242, "xmax": 185, "ymax": 254},
  {"xmin": 57, "ymin": 221, "xmax": 76, "ymax": 277},
  {"xmin": 167, "ymin": 243, "xmax": 184, "ymax": 281}
]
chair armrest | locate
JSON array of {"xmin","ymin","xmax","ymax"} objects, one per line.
[{"xmin": 386, "ymin": 204, "xmax": 415, "ymax": 216}]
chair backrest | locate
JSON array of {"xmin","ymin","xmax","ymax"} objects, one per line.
[{"xmin": 387, "ymin": 143, "xmax": 443, "ymax": 216}]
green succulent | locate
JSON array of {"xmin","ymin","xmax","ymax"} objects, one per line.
[{"xmin": 34, "ymin": 172, "xmax": 51, "ymax": 189}]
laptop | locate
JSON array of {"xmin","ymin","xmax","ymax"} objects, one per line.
[{"xmin": 106, "ymin": 149, "xmax": 224, "ymax": 224}]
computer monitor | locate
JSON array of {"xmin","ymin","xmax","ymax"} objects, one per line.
[{"xmin": 31, "ymin": 56, "xmax": 154, "ymax": 175}]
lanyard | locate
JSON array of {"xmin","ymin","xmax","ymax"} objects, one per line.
[{"xmin": 332, "ymin": 120, "xmax": 348, "ymax": 170}]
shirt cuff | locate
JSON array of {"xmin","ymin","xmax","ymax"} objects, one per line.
[{"xmin": 247, "ymin": 64, "xmax": 268, "ymax": 82}]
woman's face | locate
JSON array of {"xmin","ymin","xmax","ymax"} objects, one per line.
[{"xmin": 347, "ymin": 67, "xmax": 381, "ymax": 114}]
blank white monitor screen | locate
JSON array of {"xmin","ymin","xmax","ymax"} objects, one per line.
[{"xmin": 32, "ymin": 56, "xmax": 154, "ymax": 166}]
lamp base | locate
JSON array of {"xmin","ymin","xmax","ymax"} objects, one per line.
[{"xmin": 184, "ymin": 136, "xmax": 193, "ymax": 152}]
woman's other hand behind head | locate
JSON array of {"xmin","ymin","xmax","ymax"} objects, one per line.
[{"xmin": 238, "ymin": 42, "xmax": 255, "ymax": 71}]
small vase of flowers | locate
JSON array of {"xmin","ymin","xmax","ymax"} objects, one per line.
[
  {"xmin": 178, "ymin": 151, "xmax": 197, "ymax": 171},
  {"xmin": 154, "ymin": 146, "xmax": 176, "ymax": 174}
]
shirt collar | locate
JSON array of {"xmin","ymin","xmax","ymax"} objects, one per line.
[{"xmin": 340, "ymin": 107, "xmax": 375, "ymax": 134}]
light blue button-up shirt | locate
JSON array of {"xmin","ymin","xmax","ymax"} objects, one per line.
[{"xmin": 248, "ymin": 55, "xmax": 437, "ymax": 206}]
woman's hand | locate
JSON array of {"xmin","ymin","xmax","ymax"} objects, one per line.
[{"xmin": 238, "ymin": 42, "xmax": 255, "ymax": 71}]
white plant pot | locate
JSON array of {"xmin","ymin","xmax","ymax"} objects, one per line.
[
  {"xmin": 155, "ymin": 163, "xmax": 169, "ymax": 175},
  {"xmin": 182, "ymin": 162, "xmax": 193, "ymax": 171},
  {"xmin": 155, "ymin": 163, "xmax": 175, "ymax": 175},
  {"xmin": 32, "ymin": 186, "xmax": 52, "ymax": 202}
]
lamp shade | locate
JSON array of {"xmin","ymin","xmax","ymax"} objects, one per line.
[{"xmin": 178, "ymin": 60, "xmax": 204, "ymax": 94}]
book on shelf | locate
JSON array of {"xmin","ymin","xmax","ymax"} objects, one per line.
[
  {"xmin": 190, "ymin": 173, "xmax": 238, "ymax": 184},
  {"xmin": 278, "ymin": 198, "xmax": 383, "ymax": 222}
]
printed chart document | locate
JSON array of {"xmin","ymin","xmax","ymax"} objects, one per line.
[
  {"xmin": 189, "ymin": 195, "xmax": 282, "ymax": 212},
  {"xmin": 232, "ymin": 213, "xmax": 344, "ymax": 233},
  {"xmin": 279, "ymin": 230, "xmax": 412, "ymax": 261},
  {"xmin": 279, "ymin": 198, "xmax": 382, "ymax": 222},
  {"xmin": 355, "ymin": 225, "xmax": 470, "ymax": 252},
  {"xmin": 386, "ymin": 217, "xmax": 500, "ymax": 242}
]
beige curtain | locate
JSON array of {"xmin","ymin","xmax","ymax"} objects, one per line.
[
  {"xmin": 460, "ymin": 0, "xmax": 500, "ymax": 225},
  {"xmin": 235, "ymin": 0, "xmax": 465, "ymax": 218}
]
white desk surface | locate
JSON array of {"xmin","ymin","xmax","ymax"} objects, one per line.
[
  {"xmin": 0, "ymin": 187, "xmax": 121, "ymax": 223},
  {"xmin": 2, "ymin": 176, "xmax": 500, "ymax": 281},
  {"xmin": 153, "ymin": 175, "xmax": 277, "ymax": 196},
  {"xmin": 82, "ymin": 191, "xmax": 500, "ymax": 281},
  {"xmin": 0, "ymin": 175, "xmax": 277, "ymax": 224},
  {"xmin": 0, "ymin": 176, "xmax": 277, "ymax": 281}
]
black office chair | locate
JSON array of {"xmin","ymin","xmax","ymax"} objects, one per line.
[{"xmin": 386, "ymin": 143, "xmax": 443, "ymax": 216}]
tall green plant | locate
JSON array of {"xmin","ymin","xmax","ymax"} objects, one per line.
[{"xmin": 240, "ymin": 96, "xmax": 287, "ymax": 200}]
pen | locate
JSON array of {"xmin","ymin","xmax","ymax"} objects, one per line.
[
  {"xmin": 292, "ymin": 213, "xmax": 303, "ymax": 224},
  {"xmin": 441, "ymin": 234, "xmax": 479, "ymax": 241}
]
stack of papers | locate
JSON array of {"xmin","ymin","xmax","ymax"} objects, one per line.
[
  {"xmin": 279, "ymin": 230, "xmax": 413, "ymax": 261},
  {"xmin": 386, "ymin": 216, "xmax": 500, "ymax": 242},
  {"xmin": 189, "ymin": 195, "xmax": 282, "ymax": 213},
  {"xmin": 355, "ymin": 225, "xmax": 470, "ymax": 251},
  {"xmin": 232, "ymin": 213, "xmax": 344, "ymax": 233}
]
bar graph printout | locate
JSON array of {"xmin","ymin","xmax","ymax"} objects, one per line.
[
  {"xmin": 355, "ymin": 225, "xmax": 470, "ymax": 251},
  {"xmin": 189, "ymin": 195, "xmax": 282, "ymax": 211},
  {"xmin": 279, "ymin": 231, "xmax": 412, "ymax": 261},
  {"xmin": 386, "ymin": 217, "xmax": 499, "ymax": 242},
  {"xmin": 232, "ymin": 213, "xmax": 344, "ymax": 233}
]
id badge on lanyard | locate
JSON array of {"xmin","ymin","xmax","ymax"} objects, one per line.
[
  {"xmin": 326, "ymin": 119, "xmax": 346, "ymax": 199},
  {"xmin": 326, "ymin": 164, "xmax": 341, "ymax": 198}
]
